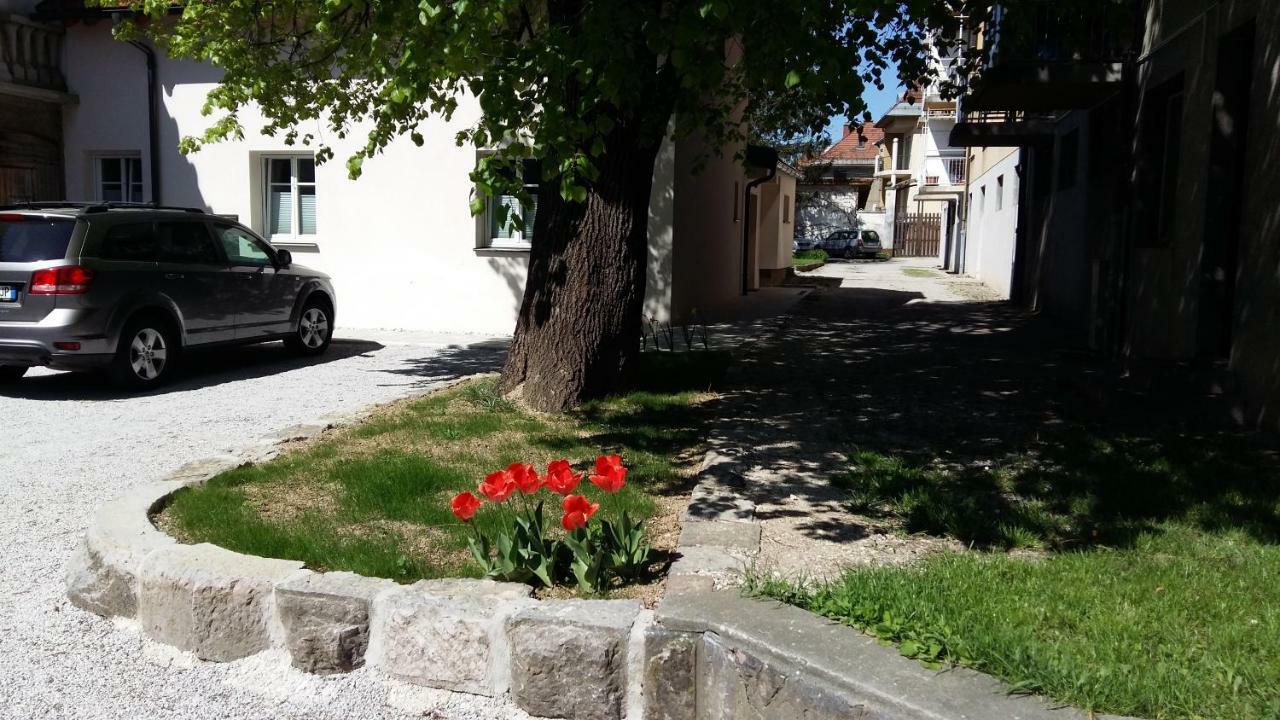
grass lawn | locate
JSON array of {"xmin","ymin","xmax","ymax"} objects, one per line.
[
  {"xmin": 901, "ymin": 266, "xmax": 936, "ymax": 278},
  {"xmin": 159, "ymin": 352, "xmax": 727, "ymax": 589},
  {"xmin": 792, "ymin": 249, "xmax": 828, "ymax": 264},
  {"xmin": 751, "ymin": 432, "xmax": 1280, "ymax": 719}
]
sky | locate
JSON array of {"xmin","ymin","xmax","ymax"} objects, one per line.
[{"xmin": 823, "ymin": 61, "xmax": 901, "ymax": 141}]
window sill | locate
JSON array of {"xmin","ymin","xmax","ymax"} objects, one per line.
[{"xmin": 475, "ymin": 245, "xmax": 531, "ymax": 257}]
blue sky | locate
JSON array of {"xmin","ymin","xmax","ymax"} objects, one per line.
[{"xmin": 823, "ymin": 62, "xmax": 901, "ymax": 140}]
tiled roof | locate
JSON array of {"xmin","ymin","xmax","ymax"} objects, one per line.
[{"xmin": 809, "ymin": 123, "xmax": 884, "ymax": 164}]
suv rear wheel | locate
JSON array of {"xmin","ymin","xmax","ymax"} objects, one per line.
[
  {"xmin": 111, "ymin": 318, "xmax": 177, "ymax": 389},
  {"xmin": 286, "ymin": 298, "xmax": 333, "ymax": 356},
  {"xmin": 0, "ymin": 366, "xmax": 27, "ymax": 384}
]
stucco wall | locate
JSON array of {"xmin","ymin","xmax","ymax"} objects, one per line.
[
  {"xmin": 671, "ymin": 136, "xmax": 746, "ymax": 322},
  {"xmin": 963, "ymin": 148, "xmax": 1019, "ymax": 298},
  {"xmin": 60, "ymin": 24, "xmax": 677, "ymax": 335}
]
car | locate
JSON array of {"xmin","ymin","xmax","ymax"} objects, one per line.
[
  {"xmin": 814, "ymin": 229, "xmax": 883, "ymax": 259},
  {"xmin": 0, "ymin": 202, "xmax": 336, "ymax": 389}
]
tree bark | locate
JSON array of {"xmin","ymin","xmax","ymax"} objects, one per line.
[{"xmin": 498, "ymin": 118, "xmax": 665, "ymax": 412}]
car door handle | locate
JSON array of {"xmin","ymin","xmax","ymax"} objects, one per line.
[{"xmin": 164, "ymin": 273, "xmax": 184, "ymax": 280}]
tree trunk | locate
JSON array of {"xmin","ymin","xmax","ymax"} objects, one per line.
[{"xmin": 499, "ymin": 119, "xmax": 665, "ymax": 412}]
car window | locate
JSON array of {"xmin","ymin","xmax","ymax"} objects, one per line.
[
  {"xmin": 155, "ymin": 221, "xmax": 222, "ymax": 265},
  {"xmin": 0, "ymin": 216, "xmax": 75, "ymax": 262},
  {"xmin": 215, "ymin": 224, "xmax": 273, "ymax": 266},
  {"xmin": 98, "ymin": 222, "xmax": 159, "ymax": 262},
  {"xmin": 862, "ymin": 231, "xmax": 880, "ymax": 244}
]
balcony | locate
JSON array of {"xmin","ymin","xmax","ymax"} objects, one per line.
[
  {"xmin": 962, "ymin": 1, "xmax": 1137, "ymax": 113},
  {"xmin": 0, "ymin": 13, "xmax": 68, "ymax": 100},
  {"xmin": 950, "ymin": 109, "xmax": 1061, "ymax": 147}
]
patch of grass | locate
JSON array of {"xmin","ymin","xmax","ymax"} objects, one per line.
[
  {"xmin": 163, "ymin": 357, "xmax": 727, "ymax": 585},
  {"xmin": 836, "ymin": 429, "xmax": 1280, "ymax": 551},
  {"xmin": 901, "ymin": 266, "xmax": 936, "ymax": 278},
  {"xmin": 749, "ymin": 527, "xmax": 1280, "ymax": 719},
  {"xmin": 792, "ymin": 249, "xmax": 828, "ymax": 264}
]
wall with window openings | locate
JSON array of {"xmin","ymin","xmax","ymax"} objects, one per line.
[{"xmin": 59, "ymin": 23, "xmax": 678, "ymax": 334}]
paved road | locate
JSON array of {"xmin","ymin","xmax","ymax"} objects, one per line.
[{"xmin": 0, "ymin": 331, "xmax": 533, "ymax": 720}]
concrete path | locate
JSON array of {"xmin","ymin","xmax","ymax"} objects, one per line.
[
  {"xmin": 0, "ymin": 331, "xmax": 534, "ymax": 720},
  {"xmin": 702, "ymin": 257, "xmax": 1037, "ymax": 579}
]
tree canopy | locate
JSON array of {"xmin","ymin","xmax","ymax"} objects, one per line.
[{"xmin": 119, "ymin": 0, "xmax": 965, "ymax": 207}]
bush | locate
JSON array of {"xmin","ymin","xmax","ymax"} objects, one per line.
[{"xmin": 792, "ymin": 249, "xmax": 828, "ymax": 264}]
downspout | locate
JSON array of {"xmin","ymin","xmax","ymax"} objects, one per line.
[
  {"xmin": 127, "ymin": 40, "xmax": 161, "ymax": 205},
  {"xmin": 741, "ymin": 164, "xmax": 776, "ymax": 295}
]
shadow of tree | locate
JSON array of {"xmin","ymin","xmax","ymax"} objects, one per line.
[{"xmin": 709, "ymin": 284, "xmax": 1280, "ymax": 551}]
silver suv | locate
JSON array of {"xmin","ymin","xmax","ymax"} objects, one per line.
[{"xmin": 0, "ymin": 203, "xmax": 336, "ymax": 388}]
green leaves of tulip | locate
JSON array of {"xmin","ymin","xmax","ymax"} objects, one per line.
[{"xmin": 467, "ymin": 499, "xmax": 555, "ymax": 587}]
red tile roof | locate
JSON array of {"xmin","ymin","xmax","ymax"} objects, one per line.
[{"xmin": 810, "ymin": 123, "xmax": 884, "ymax": 164}]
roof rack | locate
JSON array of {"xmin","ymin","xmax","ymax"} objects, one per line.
[{"xmin": 0, "ymin": 201, "xmax": 206, "ymax": 214}]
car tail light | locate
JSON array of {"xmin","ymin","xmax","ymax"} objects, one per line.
[
  {"xmin": 30, "ymin": 266, "xmax": 94, "ymax": 295},
  {"xmin": 54, "ymin": 342, "xmax": 81, "ymax": 351}
]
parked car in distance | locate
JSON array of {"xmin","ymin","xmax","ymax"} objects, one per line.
[
  {"xmin": 0, "ymin": 202, "xmax": 336, "ymax": 389},
  {"xmin": 814, "ymin": 229, "xmax": 883, "ymax": 259}
]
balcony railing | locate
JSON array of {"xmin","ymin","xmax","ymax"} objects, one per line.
[
  {"xmin": 945, "ymin": 158, "xmax": 966, "ymax": 183},
  {"xmin": 0, "ymin": 15, "xmax": 66, "ymax": 91}
]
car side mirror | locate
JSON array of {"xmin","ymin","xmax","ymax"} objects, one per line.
[{"xmin": 276, "ymin": 249, "xmax": 292, "ymax": 268}]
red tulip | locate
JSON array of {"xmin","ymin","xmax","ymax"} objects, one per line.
[
  {"xmin": 479, "ymin": 469, "xmax": 517, "ymax": 503},
  {"xmin": 589, "ymin": 454, "xmax": 627, "ymax": 494},
  {"xmin": 509, "ymin": 462, "xmax": 543, "ymax": 494},
  {"xmin": 545, "ymin": 459, "xmax": 583, "ymax": 495},
  {"xmin": 561, "ymin": 493, "xmax": 600, "ymax": 531},
  {"xmin": 450, "ymin": 491, "xmax": 483, "ymax": 521}
]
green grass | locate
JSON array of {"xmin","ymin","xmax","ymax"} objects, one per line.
[
  {"xmin": 162, "ymin": 351, "xmax": 728, "ymax": 584},
  {"xmin": 749, "ymin": 528, "xmax": 1280, "ymax": 719},
  {"xmin": 753, "ymin": 433, "xmax": 1280, "ymax": 718},
  {"xmin": 792, "ymin": 249, "xmax": 828, "ymax": 264},
  {"xmin": 901, "ymin": 266, "xmax": 936, "ymax": 277}
]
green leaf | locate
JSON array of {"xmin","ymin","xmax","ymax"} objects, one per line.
[{"xmin": 785, "ymin": 70, "xmax": 802, "ymax": 89}]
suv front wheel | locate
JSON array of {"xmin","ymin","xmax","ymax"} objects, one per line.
[
  {"xmin": 111, "ymin": 318, "xmax": 177, "ymax": 389},
  {"xmin": 286, "ymin": 299, "xmax": 333, "ymax": 356}
]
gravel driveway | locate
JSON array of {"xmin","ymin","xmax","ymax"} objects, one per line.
[{"xmin": 0, "ymin": 331, "xmax": 535, "ymax": 720}]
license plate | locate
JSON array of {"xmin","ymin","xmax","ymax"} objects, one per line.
[{"xmin": 0, "ymin": 286, "xmax": 15, "ymax": 303}]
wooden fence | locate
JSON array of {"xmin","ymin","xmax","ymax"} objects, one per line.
[{"xmin": 892, "ymin": 213, "xmax": 941, "ymax": 257}]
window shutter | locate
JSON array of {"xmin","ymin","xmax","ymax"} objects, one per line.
[
  {"xmin": 299, "ymin": 187, "xmax": 317, "ymax": 234},
  {"xmin": 269, "ymin": 189, "xmax": 293, "ymax": 235}
]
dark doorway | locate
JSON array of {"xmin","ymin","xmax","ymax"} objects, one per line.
[{"xmin": 1197, "ymin": 20, "xmax": 1255, "ymax": 359}]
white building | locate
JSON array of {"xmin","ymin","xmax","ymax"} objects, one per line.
[{"xmin": 7, "ymin": 1, "xmax": 796, "ymax": 335}]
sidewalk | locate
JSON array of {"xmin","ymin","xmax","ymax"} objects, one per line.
[{"xmin": 698, "ymin": 259, "xmax": 1069, "ymax": 578}]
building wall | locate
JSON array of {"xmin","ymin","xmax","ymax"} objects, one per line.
[
  {"xmin": 756, "ymin": 172, "xmax": 796, "ymax": 274},
  {"xmin": 963, "ymin": 147, "xmax": 1019, "ymax": 298},
  {"xmin": 60, "ymin": 24, "xmax": 678, "ymax": 335},
  {"xmin": 670, "ymin": 135, "xmax": 746, "ymax": 321}
]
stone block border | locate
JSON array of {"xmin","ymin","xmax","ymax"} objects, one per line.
[{"xmin": 66, "ymin": 379, "xmax": 1135, "ymax": 720}]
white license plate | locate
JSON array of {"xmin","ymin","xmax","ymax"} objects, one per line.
[{"xmin": 0, "ymin": 286, "xmax": 15, "ymax": 303}]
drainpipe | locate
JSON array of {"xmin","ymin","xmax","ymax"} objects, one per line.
[
  {"xmin": 127, "ymin": 39, "xmax": 161, "ymax": 205},
  {"xmin": 741, "ymin": 145, "xmax": 778, "ymax": 295}
]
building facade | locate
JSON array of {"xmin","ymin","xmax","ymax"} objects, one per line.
[
  {"xmin": 13, "ymin": 1, "xmax": 791, "ymax": 336},
  {"xmin": 952, "ymin": 0, "xmax": 1280, "ymax": 428}
]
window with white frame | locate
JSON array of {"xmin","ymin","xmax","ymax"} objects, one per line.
[
  {"xmin": 481, "ymin": 159, "xmax": 539, "ymax": 249},
  {"xmin": 264, "ymin": 156, "xmax": 317, "ymax": 239},
  {"xmin": 95, "ymin": 155, "xmax": 144, "ymax": 202}
]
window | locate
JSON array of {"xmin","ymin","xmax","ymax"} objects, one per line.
[
  {"xmin": 996, "ymin": 175, "xmax": 1005, "ymax": 211},
  {"xmin": 0, "ymin": 217, "xmax": 75, "ymax": 262},
  {"xmin": 483, "ymin": 159, "xmax": 539, "ymax": 249},
  {"xmin": 979, "ymin": 185, "xmax": 986, "ymax": 214},
  {"xmin": 782, "ymin": 195, "xmax": 792, "ymax": 224},
  {"xmin": 264, "ymin": 156, "xmax": 317, "ymax": 239},
  {"xmin": 1136, "ymin": 74, "xmax": 1185, "ymax": 247},
  {"xmin": 1057, "ymin": 129, "xmax": 1079, "ymax": 190},
  {"xmin": 215, "ymin": 223, "xmax": 273, "ymax": 266},
  {"xmin": 857, "ymin": 137, "xmax": 866, "ymax": 149},
  {"xmin": 99, "ymin": 223, "xmax": 158, "ymax": 262},
  {"xmin": 156, "ymin": 221, "xmax": 221, "ymax": 265},
  {"xmin": 96, "ymin": 156, "xmax": 144, "ymax": 203}
]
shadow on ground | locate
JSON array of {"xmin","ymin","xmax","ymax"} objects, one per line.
[{"xmin": 710, "ymin": 285, "xmax": 1280, "ymax": 551}]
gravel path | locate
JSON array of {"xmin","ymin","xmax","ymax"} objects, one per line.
[{"xmin": 0, "ymin": 331, "xmax": 535, "ymax": 720}]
